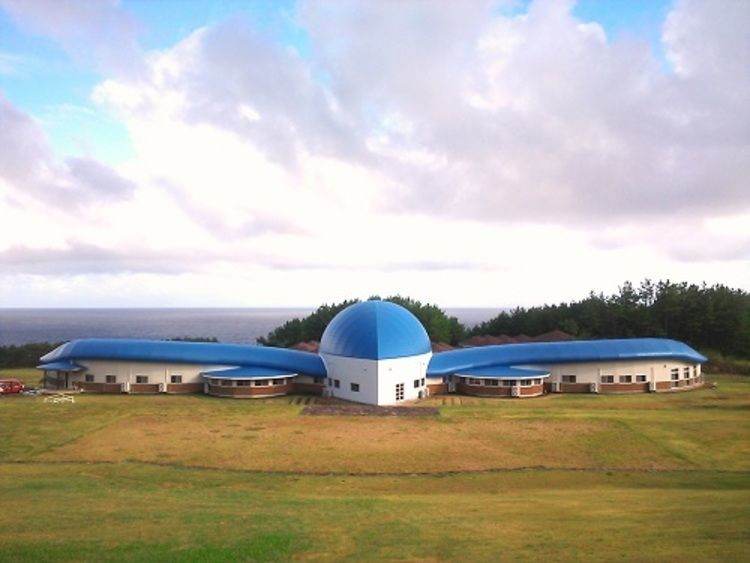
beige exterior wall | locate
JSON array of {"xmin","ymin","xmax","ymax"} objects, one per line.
[
  {"xmin": 543, "ymin": 359, "xmax": 704, "ymax": 392},
  {"xmin": 72, "ymin": 360, "xmax": 231, "ymax": 392}
]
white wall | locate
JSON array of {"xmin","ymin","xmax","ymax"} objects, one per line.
[
  {"xmin": 320, "ymin": 352, "xmax": 432, "ymax": 406},
  {"xmin": 376, "ymin": 353, "xmax": 432, "ymax": 405},
  {"xmin": 320, "ymin": 355, "xmax": 379, "ymax": 404}
]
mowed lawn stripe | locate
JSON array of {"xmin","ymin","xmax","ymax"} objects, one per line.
[{"xmin": 0, "ymin": 464, "xmax": 747, "ymax": 562}]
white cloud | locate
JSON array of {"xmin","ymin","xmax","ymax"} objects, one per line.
[
  {"xmin": 0, "ymin": 0, "xmax": 142, "ymax": 75},
  {"xmin": 1, "ymin": 0, "xmax": 748, "ymax": 307}
]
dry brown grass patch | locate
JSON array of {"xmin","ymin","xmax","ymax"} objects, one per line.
[{"xmin": 37, "ymin": 413, "xmax": 688, "ymax": 473}]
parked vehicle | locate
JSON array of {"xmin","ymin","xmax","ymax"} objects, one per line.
[{"xmin": 0, "ymin": 379, "xmax": 25, "ymax": 395}]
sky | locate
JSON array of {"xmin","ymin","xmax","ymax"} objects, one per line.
[{"xmin": 0, "ymin": 0, "xmax": 748, "ymax": 308}]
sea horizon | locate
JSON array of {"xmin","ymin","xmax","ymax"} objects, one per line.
[{"xmin": 0, "ymin": 307, "xmax": 504, "ymax": 346}]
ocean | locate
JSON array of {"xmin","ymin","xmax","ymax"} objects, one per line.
[{"xmin": 0, "ymin": 308, "xmax": 500, "ymax": 346}]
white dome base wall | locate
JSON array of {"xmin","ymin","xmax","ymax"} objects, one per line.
[
  {"xmin": 321, "ymin": 352, "xmax": 432, "ymax": 406},
  {"xmin": 376, "ymin": 353, "xmax": 432, "ymax": 405}
]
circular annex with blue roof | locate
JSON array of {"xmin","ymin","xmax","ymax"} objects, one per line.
[{"xmin": 319, "ymin": 300, "xmax": 432, "ymax": 360}]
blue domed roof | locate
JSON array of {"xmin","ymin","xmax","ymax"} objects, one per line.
[{"xmin": 320, "ymin": 301, "xmax": 431, "ymax": 360}]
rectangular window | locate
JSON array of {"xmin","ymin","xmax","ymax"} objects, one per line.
[
  {"xmin": 136, "ymin": 375, "xmax": 148, "ymax": 384},
  {"xmin": 562, "ymin": 375, "xmax": 577, "ymax": 384},
  {"xmin": 314, "ymin": 377, "xmax": 324, "ymax": 384},
  {"xmin": 533, "ymin": 379, "xmax": 542, "ymax": 385},
  {"xmin": 601, "ymin": 375, "xmax": 614, "ymax": 384},
  {"xmin": 220, "ymin": 379, "xmax": 233, "ymax": 387},
  {"xmin": 105, "ymin": 375, "xmax": 116, "ymax": 384},
  {"xmin": 670, "ymin": 368, "xmax": 679, "ymax": 381},
  {"xmin": 334, "ymin": 379, "xmax": 340, "ymax": 389},
  {"xmin": 236, "ymin": 380, "xmax": 251, "ymax": 387},
  {"xmin": 619, "ymin": 375, "xmax": 632, "ymax": 383},
  {"xmin": 327, "ymin": 378, "xmax": 333, "ymax": 387},
  {"xmin": 253, "ymin": 379, "xmax": 269, "ymax": 387},
  {"xmin": 486, "ymin": 379, "xmax": 499, "ymax": 386},
  {"xmin": 421, "ymin": 378, "xmax": 425, "ymax": 386},
  {"xmin": 351, "ymin": 382, "xmax": 360, "ymax": 392},
  {"xmin": 273, "ymin": 379, "xmax": 285, "ymax": 386},
  {"xmin": 520, "ymin": 379, "xmax": 532, "ymax": 387},
  {"xmin": 395, "ymin": 382, "xmax": 404, "ymax": 401},
  {"xmin": 469, "ymin": 378, "xmax": 482, "ymax": 385},
  {"xmin": 684, "ymin": 367, "xmax": 690, "ymax": 379},
  {"xmin": 170, "ymin": 375, "xmax": 182, "ymax": 384},
  {"xmin": 502, "ymin": 379, "xmax": 517, "ymax": 387},
  {"xmin": 636, "ymin": 374, "xmax": 647, "ymax": 383},
  {"xmin": 85, "ymin": 374, "xmax": 94, "ymax": 382},
  {"xmin": 671, "ymin": 379, "xmax": 679, "ymax": 388},
  {"xmin": 414, "ymin": 379, "xmax": 420, "ymax": 388}
]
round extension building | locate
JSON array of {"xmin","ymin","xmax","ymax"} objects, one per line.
[{"xmin": 38, "ymin": 300, "xmax": 707, "ymax": 405}]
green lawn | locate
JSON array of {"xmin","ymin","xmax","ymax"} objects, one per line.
[{"xmin": 1, "ymin": 371, "xmax": 748, "ymax": 561}]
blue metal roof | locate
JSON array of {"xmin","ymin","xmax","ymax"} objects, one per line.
[
  {"xmin": 454, "ymin": 366, "xmax": 550, "ymax": 379},
  {"xmin": 36, "ymin": 361, "xmax": 85, "ymax": 372},
  {"xmin": 201, "ymin": 366, "xmax": 295, "ymax": 378},
  {"xmin": 319, "ymin": 301, "xmax": 432, "ymax": 360},
  {"xmin": 39, "ymin": 339, "xmax": 327, "ymax": 376},
  {"xmin": 427, "ymin": 338, "xmax": 707, "ymax": 376}
]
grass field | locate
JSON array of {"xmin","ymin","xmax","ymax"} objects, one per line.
[{"xmin": 1, "ymin": 369, "xmax": 748, "ymax": 561}]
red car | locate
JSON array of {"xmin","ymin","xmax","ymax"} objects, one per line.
[{"xmin": 0, "ymin": 379, "xmax": 25, "ymax": 395}]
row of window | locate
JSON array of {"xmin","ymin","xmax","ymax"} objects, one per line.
[
  {"xmin": 465, "ymin": 378, "xmax": 544, "ymax": 387},
  {"xmin": 325, "ymin": 379, "xmax": 361, "ymax": 393},
  {"xmin": 599, "ymin": 375, "xmax": 648, "ymax": 384},
  {"xmin": 218, "ymin": 378, "xmax": 287, "ymax": 387},
  {"xmin": 84, "ymin": 375, "xmax": 184, "ymax": 384},
  {"xmin": 671, "ymin": 367, "xmax": 697, "ymax": 381}
]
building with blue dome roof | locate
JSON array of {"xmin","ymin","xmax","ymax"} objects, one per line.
[
  {"xmin": 319, "ymin": 301, "xmax": 433, "ymax": 404},
  {"xmin": 320, "ymin": 301, "xmax": 432, "ymax": 360},
  {"xmin": 37, "ymin": 300, "xmax": 707, "ymax": 404}
]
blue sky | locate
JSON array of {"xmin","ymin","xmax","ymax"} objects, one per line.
[
  {"xmin": 0, "ymin": 1, "xmax": 747, "ymax": 307},
  {"xmin": 1, "ymin": 1, "xmax": 671, "ymax": 164}
]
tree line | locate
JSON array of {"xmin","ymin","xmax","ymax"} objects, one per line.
[
  {"xmin": 258, "ymin": 295, "xmax": 466, "ymax": 347},
  {"xmin": 470, "ymin": 280, "xmax": 749, "ymax": 359}
]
